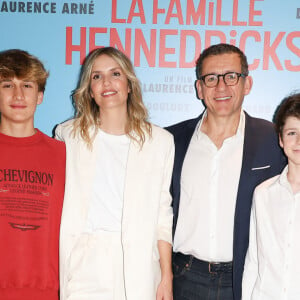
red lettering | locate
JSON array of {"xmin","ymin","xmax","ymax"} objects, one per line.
[
  {"xmin": 285, "ymin": 31, "xmax": 300, "ymax": 72},
  {"xmin": 179, "ymin": 30, "xmax": 201, "ymax": 68},
  {"xmin": 229, "ymin": 30, "xmax": 237, "ymax": 46},
  {"xmin": 249, "ymin": 0, "xmax": 263, "ymax": 26},
  {"xmin": 165, "ymin": 0, "xmax": 184, "ymax": 24},
  {"xmin": 186, "ymin": 0, "xmax": 205, "ymax": 25},
  {"xmin": 263, "ymin": 31, "xmax": 285, "ymax": 70},
  {"xmin": 65, "ymin": 26, "xmax": 299, "ymax": 73},
  {"xmin": 232, "ymin": 0, "xmax": 247, "ymax": 26},
  {"xmin": 111, "ymin": 0, "xmax": 126, "ymax": 23},
  {"xmin": 153, "ymin": 0, "xmax": 165, "ymax": 24},
  {"xmin": 110, "ymin": 28, "xmax": 132, "ymax": 57},
  {"xmin": 134, "ymin": 29, "xmax": 156, "ymax": 67},
  {"xmin": 205, "ymin": 30, "xmax": 226, "ymax": 49},
  {"xmin": 65, "ymin": 26, "xmax": 86, "ymax": 65},
  {"xmin": 128, "ymin": 0, "xmax": 146, "ymax": 24},
  {"xmin": 239, "ymin": 30, "xmax": 261, "ymax": 70},
  {"xmin": 208, "ymin": 1, "xmax": 214, "ymax": 25},
  {"xmin": 89, "ymin": 28, "xmax": 107, "ymax": 53},
  {"xmin": 216, "ymin": 0, "xmax": 230, "ymax": 26},
  {"xmin": 159, "ymin": 29, "xmax": 177, "ymax": 67}
]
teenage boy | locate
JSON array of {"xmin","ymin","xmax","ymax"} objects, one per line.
[
  {"xmin": 0, "ymin": 49, "xmax": 65, "ymax": 300},
  {"xmin": 242, "ymin": 92, "xmax": 300, "ymax": 300}
]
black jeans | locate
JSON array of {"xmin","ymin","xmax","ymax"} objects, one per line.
[{"xmin": 173, "ymin": 252, "xmax": 234, "ymax": 300}]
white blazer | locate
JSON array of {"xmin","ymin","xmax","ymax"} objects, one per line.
[{"xmin": 55, "ymin": 120, "xmax": 174, "ymax": 300}]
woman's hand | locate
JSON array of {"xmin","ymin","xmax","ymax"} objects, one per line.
[
  {"xmin": 156, "ymin": 274, "xmax": 173, "ymax": 300},
  {"xmin": 157, "ymin": 240, "xmax": 173, "ymax": 300}
]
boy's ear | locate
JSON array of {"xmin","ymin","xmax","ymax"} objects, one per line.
[
  {"xmin": 279, "ymin": 134, "xmax": 283, "ymax": 148},
  {"xmin": 37, "ymin": 92, "xmax": 44, "ymax": 105}
]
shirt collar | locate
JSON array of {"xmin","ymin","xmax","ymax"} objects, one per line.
[
  {"xmin": 279, "ymin": 165, "xmax": 289, "ymax": 188},
  {"xmin": 278, "ymin": 165, "xmax": 300, "ymax": 195},
  {"xmin": 195, "ymin": 110, "xmax": 245, "ymax": 140}
]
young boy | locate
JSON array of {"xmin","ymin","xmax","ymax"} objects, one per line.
[
  {"xmin": 0, "ymin": 49, "xmax": 65, "ymax": 300},
  {"xmin": 242, "ymin": 92, "xmax": 300, "ymax": 300}
]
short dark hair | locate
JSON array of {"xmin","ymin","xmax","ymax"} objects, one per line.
[
  {"xmin": 0, "ymin": 49, "xmax": 49, "ymax": 92},
  {"xmin": 195, "ymin": 43, "xmax": 249, "ymax": 79},
  {"xmin": 274, "ymin": 92, "xmax": 300, "ymax": 138}
]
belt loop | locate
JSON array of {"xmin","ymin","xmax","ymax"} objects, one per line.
[
  {"xmin": 209, "ymin": 263, "xmax": 217, "ymax": 274},
  {"xmin": 187, "ymin": 254, "xmax": 193, "ymax": 270}
]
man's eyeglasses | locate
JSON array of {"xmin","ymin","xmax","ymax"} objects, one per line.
[{"xmin": 199, "ymin": 72, "xmax": 247, "ymax": 88}]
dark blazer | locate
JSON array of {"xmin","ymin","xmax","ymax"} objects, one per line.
[{"xmin": 166, "ymin": 111, "xmax": 286, "ymax": 300}]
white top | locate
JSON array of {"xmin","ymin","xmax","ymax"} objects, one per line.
[
  {"xmin": 173, "ymin": 111, "xmax": 245, "ymax": 262},
  {"xmin": 242, "ymin": 166, "xmax": 300, "ymax": 300},
  {"xmin": 55, "ymin": 120, "xmax": 174, "ymax": 300},
  {"xmin": 85, "ymin": 129, "xmax": 130, "ymax": 232}
]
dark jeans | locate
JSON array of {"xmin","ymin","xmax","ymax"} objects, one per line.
[{"xmin": 173, "ymin": 252, "xmax": 234, "ymax": 300}]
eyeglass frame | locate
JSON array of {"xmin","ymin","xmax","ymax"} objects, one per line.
[{"xmin": 199, "ymin": 72, "xmax": 247, "ymax": 88}]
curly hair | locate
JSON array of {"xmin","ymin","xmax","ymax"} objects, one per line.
[{"xmin": 72, "ymin": 47, "xmax": 151, "ymax": 148}]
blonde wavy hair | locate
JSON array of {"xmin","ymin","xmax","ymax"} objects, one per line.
[{"xmin": 72, "ymin": 47, "xmax": 151, "ymax": 148}]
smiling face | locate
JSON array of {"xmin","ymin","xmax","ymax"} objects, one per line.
[
  {"xmin": 196, "ymin": 53, "xmax": 252, "ymax": 121},
  {"xmin": 280, "ymin": 116, "xmax": 300, "ymax": 167},
  {"xmin": 89, "ymin": 54, "xmax": 130, "ymax": 116},
  {"xmin": 0, "ymin": 77, "xmax": 43, "ymax": 131}
]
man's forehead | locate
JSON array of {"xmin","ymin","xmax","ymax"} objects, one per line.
[
  {"xmin": 204, "ymin": 53, "xmax": 240, "ymax": 62},
  {"xmin": 202, "ymin": 53, "xmax": 241, "ymax": 70}
]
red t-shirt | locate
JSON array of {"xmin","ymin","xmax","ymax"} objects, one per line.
[{"xmin": 0, "ymin": 130, "xmax": 65, "ymax": 300}]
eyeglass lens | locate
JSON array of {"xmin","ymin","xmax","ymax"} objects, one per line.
[{"xmin": 203, "ymin": 72, "xmax": 241, "ymax": 87}]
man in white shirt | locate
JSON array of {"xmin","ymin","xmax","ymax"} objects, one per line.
[
  {"xmin": 242, "ymin": 92, "xmax": 300, "ymax": 300},
  {"xmin": 166, "ymin": 43, "xmax": 286, "ymax": 300}
]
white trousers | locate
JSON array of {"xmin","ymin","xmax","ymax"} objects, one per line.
[{"xmin": 65, "ymin": 230, "xmax": 126, "ymax": 300}]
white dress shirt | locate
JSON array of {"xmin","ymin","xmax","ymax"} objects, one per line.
[
  {"xmin": 173, "ymin": 111, "xmax": 245, "ymax": 262},
  {"xmin": 242, "ymin": 166, "xmax": 300, "ymax": 300}
]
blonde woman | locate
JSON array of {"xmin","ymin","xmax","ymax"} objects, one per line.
[{"xmin": 55, "ymin": 47, "xmax": 174, "ymax": 300}]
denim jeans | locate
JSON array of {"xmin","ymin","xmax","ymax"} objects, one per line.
[{"xmin": 173, "ymin": 252, "xmax": 234, "ymax": 300}]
